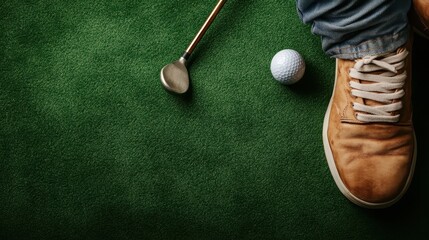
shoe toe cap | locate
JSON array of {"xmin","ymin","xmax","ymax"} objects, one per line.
[{"xmin": 339, "ymin": 154, "xmax": 412, "ymax": 204}]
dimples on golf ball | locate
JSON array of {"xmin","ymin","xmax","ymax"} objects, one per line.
[{"xmin": 270, "ymin": 49, "xmax": 305, "ymax": 85}]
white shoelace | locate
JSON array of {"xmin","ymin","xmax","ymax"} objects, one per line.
[{"xmin": 349, "ymin": 49, "xmax": 408, "ymax": 123}]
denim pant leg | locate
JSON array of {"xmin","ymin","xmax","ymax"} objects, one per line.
[{"xmin": 296, "ymin": 0, "xmax": 411, "ymax": 59}]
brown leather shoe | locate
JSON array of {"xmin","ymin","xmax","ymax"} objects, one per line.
[
  {"xmin": 411, "ymin": 0, "xmax": 429, "ymax": 39},
  {"xmin": 322, "ymin": 44, "xmax": 417, "ymax": 208}
]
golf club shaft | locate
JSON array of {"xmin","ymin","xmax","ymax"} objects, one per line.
[{"xmin": 182, "ymin": 0, "xmax": 227, "ymax": 60}]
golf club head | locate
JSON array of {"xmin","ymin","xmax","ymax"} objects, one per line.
[{"xmin": 160, "ymin": 58, "xmax": 189, "ymax": 94}]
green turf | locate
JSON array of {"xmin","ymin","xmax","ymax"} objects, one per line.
[{"xmin": 1, "ymin": 0, "xmax": 428, "ymax": 239}]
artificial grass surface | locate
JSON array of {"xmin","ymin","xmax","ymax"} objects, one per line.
[{"xmin": 1, "ymin": 0, "xmax": 428, "ymax": 239}]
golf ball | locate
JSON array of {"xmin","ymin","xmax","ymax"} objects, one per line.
[{"xmin": 270, "ymin": 49, "xmax": 305, "ymax": 85}]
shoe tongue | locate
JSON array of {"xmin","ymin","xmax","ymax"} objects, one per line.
[
  {"xmin": 348, "ymin": 48, "xmax": 408, "ymax": 121},
  {"xmin": 360, "ymin": 76, "xmax": 385, "ymax": 107},
  {"xmin": 357, "ymin": 66, "xmax": 404, "ymax": 114},
  {"xmin": 358, "ymin": 52, "xmax": 392, "ymax": 109}
]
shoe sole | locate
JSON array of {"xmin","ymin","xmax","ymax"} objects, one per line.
[{"xmin": 322, "ymin": 59, "xmax": 417, "ymax": 209}]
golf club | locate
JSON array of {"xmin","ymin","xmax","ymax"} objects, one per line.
[{"xmin": 160, "ymin": 0, "xmax": 227, "ymax": 94}]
